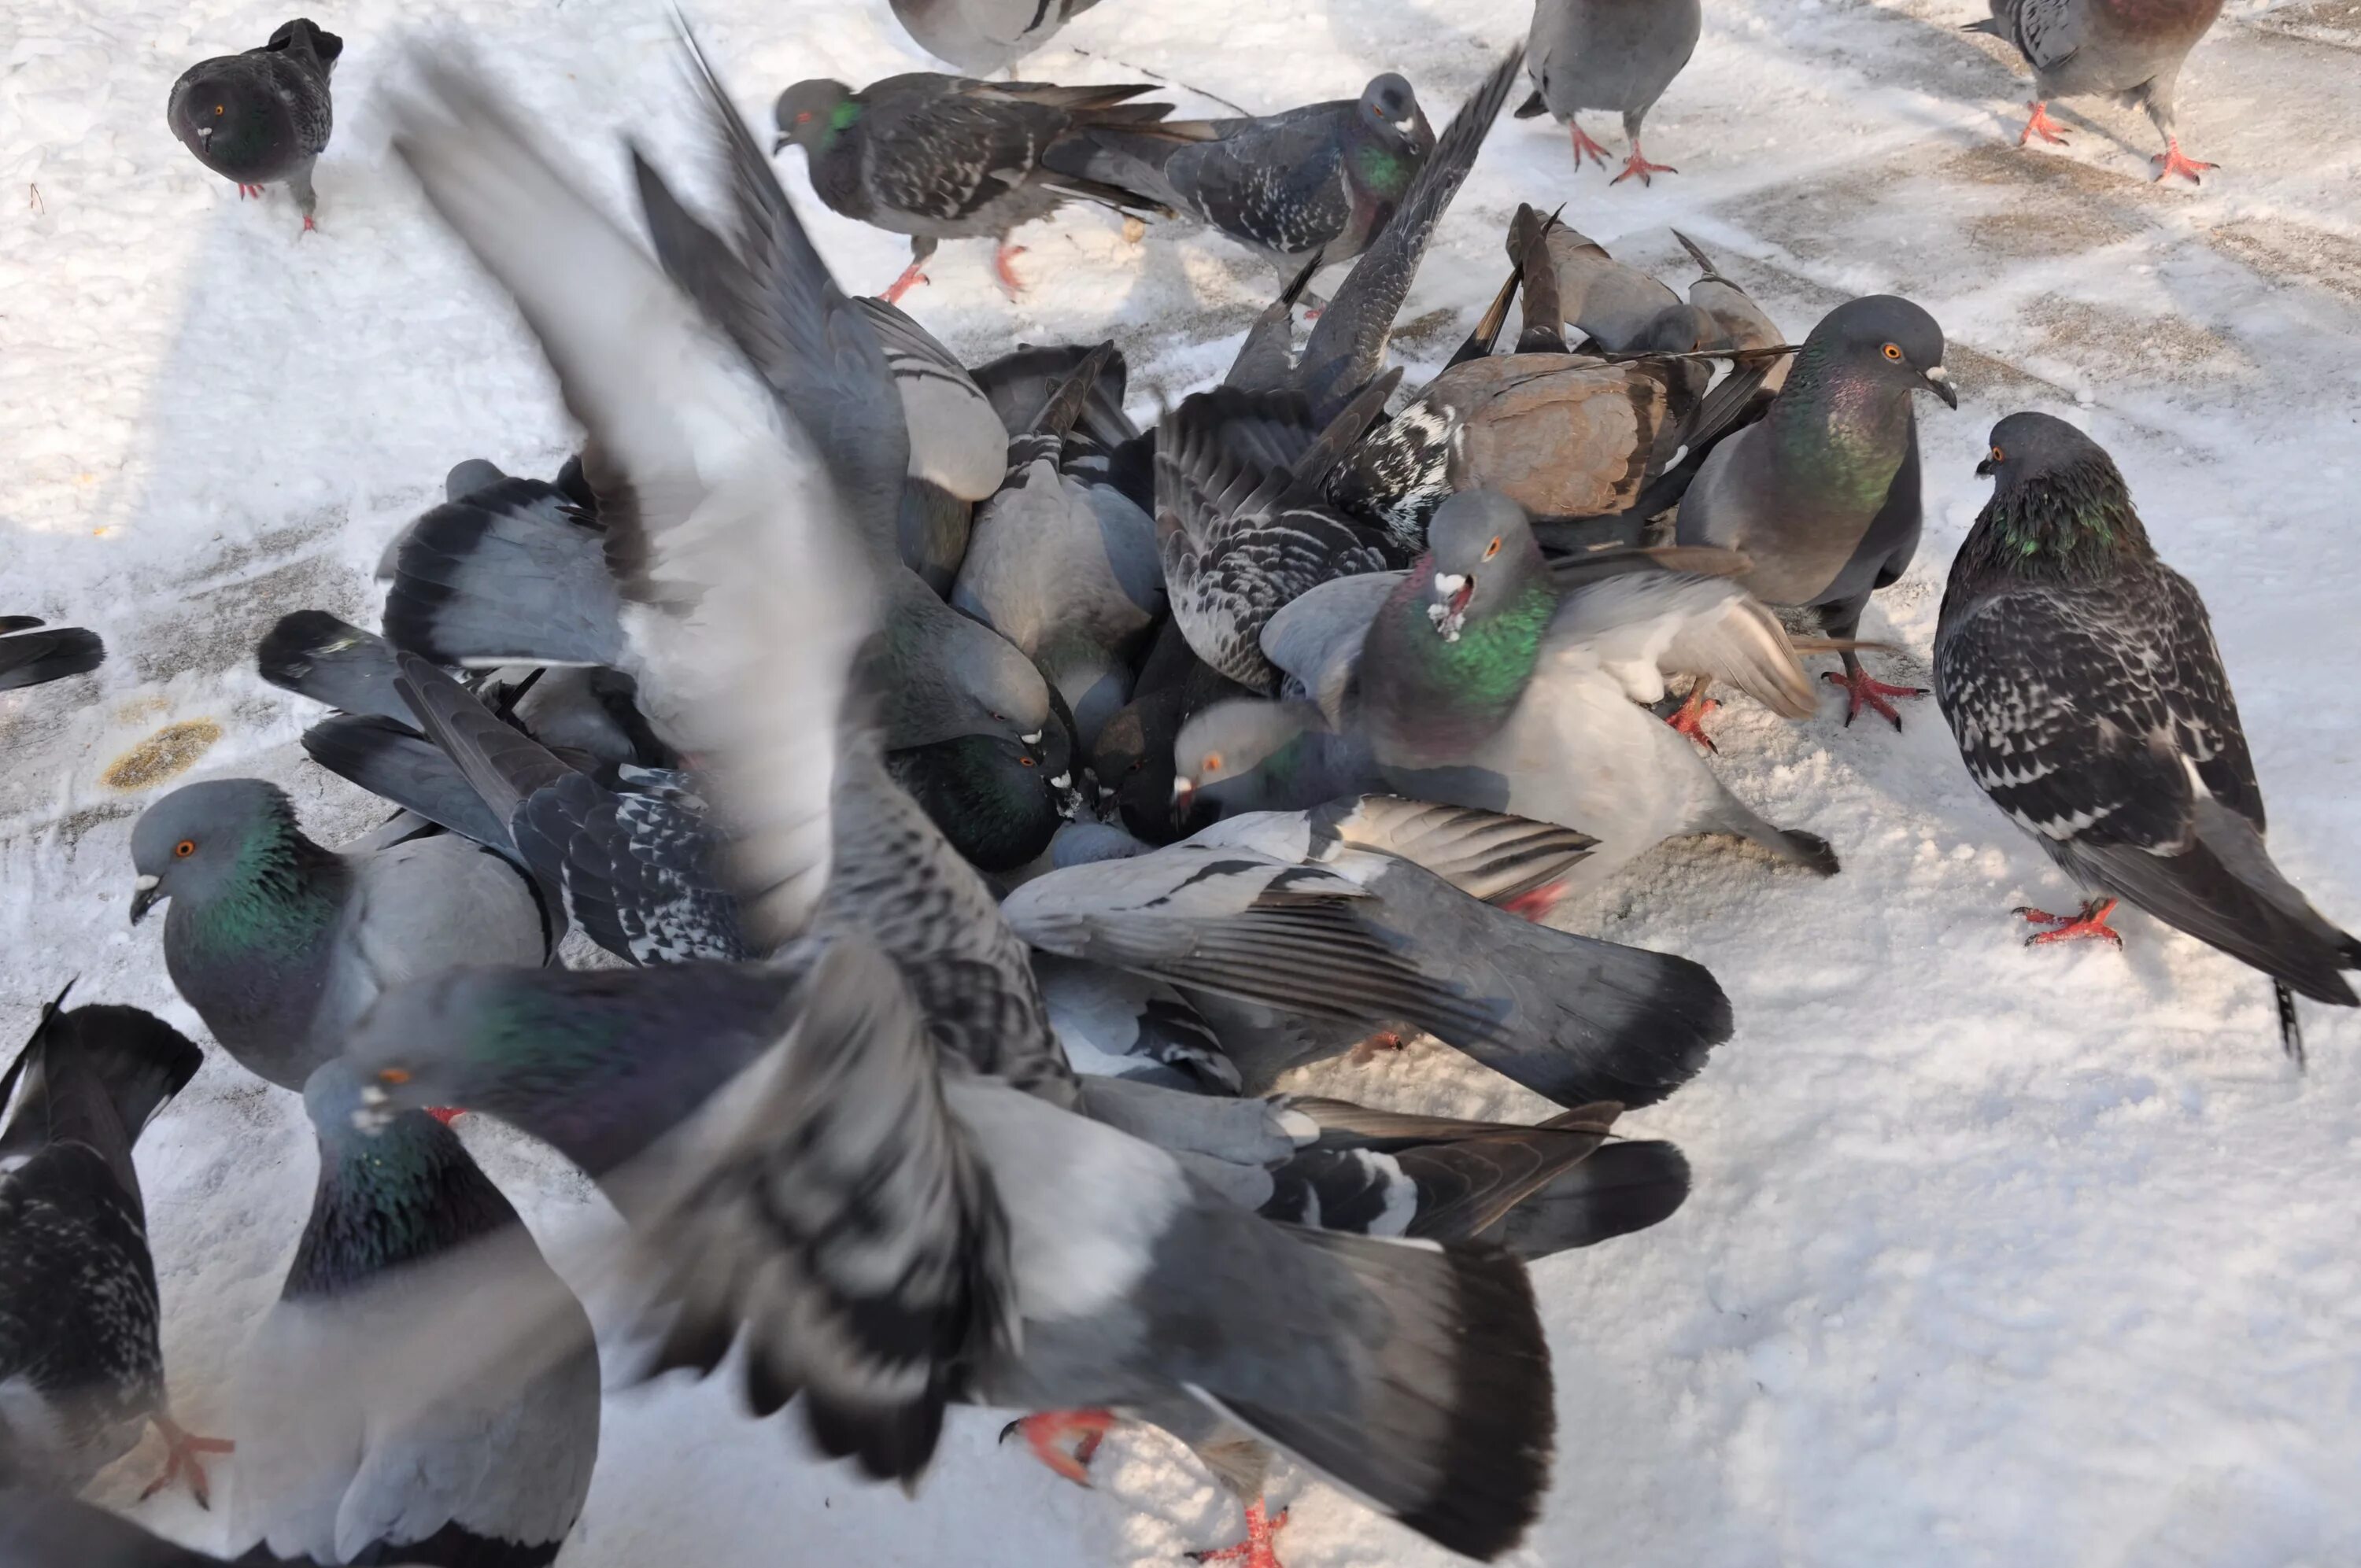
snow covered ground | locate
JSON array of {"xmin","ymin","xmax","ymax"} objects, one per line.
[{"xmin": 5, "ymin": 0, "xmax": 2360, "ymax": 1562}]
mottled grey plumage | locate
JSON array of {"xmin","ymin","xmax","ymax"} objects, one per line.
[
  {"xmin": 1314, "ymin": 492, "xmax": 1837, "ymax": 886},
  {"xmin": 889, "ymin": 0, "xmax": 1107, "ymax": 76},
  {"xmin": 1935, "ymin": 413, "xmax": 2359, "ymax": 1059},
  {"xmin": 1676, "ymin": 294, "xmax": 1956, "ymax": 728},
  {"xmin": 370, "ymin": 48, "xmax": 1559, "ymax": 1551},
  {"xmin": 1968, "ymin": 0, "xmax": 2225, "ymax": 179},
  {"xmin": 227, "ymin": 1061, "xmax": 599, "ymax": 1566},
  {"xmin": 166, "ymin": 18, "xmax": 340, "ymax": 224},
  {"xmin": 128, "ymin": 778, "xmax": 548, "ymax": 1092},
  {"xmin": 0, "ymin": 996, "xmax": 206, "ymax": 1503},
  {"xmin": 1519, "ymin": 0, "xmax": 1699, "ymax": 184},
  {"xmin": 1045, "ymin": 76, "xmax": 1435, "ymax": 273}
]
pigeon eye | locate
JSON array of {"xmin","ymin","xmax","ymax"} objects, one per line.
[
  {"xmin": 378, "ymin": 1068, "xmax": 411, "ymax": 1087},
  {"xmin": 1020, "ymin": 755, "xmax": 1036, "ymax": 767},
  {"xmin": 1990, "ymin": 445, "xmax": 2005, "ymax": 463},
  {"xmin": 174, "ymin": 839, "xmax": 196, "ymax": 858},
  {"xmin": 796, "ymin": 110, "xmax": 813, "ymax": 124},
  {"xmin": 1482, "ymin": 536, "xmax": 1501, "ymax": 561},
  {"xmin": 213, "ymin": 105, "xmax": 224, "ymax": 116},
  {"xmin": 1882, "ymin": 342, "xmax": 1905, "ymax": 362},
  {"xmin": 1202, "ymin": 752, "xmax": 1222, "ymax": 773}
]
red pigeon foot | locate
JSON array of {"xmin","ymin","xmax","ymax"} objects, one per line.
[
  {"xmin": 426, "ymin": 1106, "xmax": 465, "ymax": 1126},
  {"xmin": 139, "ymin": 1416, "xmax": 235, "ymax": 1510},
  {"xmin": 2017, "ymin": 101, "xmax": 2071, "ymax": 146},
  {"xmin": 1350, "ymin": 1030, "xmax": 1406, "ymax": 1065},
  {"xmin": 1567, "ymin": 120, "xmax": 1612, "ymax": 171},
  {"xmin": 994, "ymin": 242, "xmax": 1029, "ymax": 296},
  {"xmin": 2151, "ymin": 139, "xmax": 2215, "ymax": 184},
  {"xmin": 2014, "ymin": 898, "xmax": 2123, "ymax": 949},
  {"xmin": 1189, "ymin": 1502, "xmax": 1290, "ymax": 1567},
  {"xmin": 1666, "ymin": 686, "xmax": 1720, "ymax": 751},
  {"xmin": 1609, "ymin": 142, "xmax": 1678, "ymax": 186},
  {"xmin": 879, "ymin": 259, "xmax": 930, "ymax": 304},
  {"xmin": 1823, "ymin": 665, "xmax": 1927, "ymax": 730},
  {"xmin": 999, "ymin": 1408, "xmax": 1115, "ymax": 1485},
  {"xmin": 1498, "ymin": 882, "xmax": 1568, "ymax": 923}
]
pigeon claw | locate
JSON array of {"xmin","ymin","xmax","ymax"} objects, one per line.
[
  {"xmin": 1667, "ymin": 686, "xmax": 1720, "ymax": 751},
  {"xmin": 425, "ymin": 1106, "xmax": 465, "ymax": 1126},
  {"xmin": 1350, "ymin": 1030, "xmax": 1406, "ymax": 1066},
  {"xmin": 1566, "ymin": 120, "xmax": 1613, "ymax": 171},
  {"xmin": 139, "ymin": 1415, "xmax": 235, "ymax": 1511},
  {"xmin": 2017, "ymin": 101, "xmax": 2071, "ymax": 146},
  {"xmin": 1823, "ymin": 666, "xmax": 1927, "ymax": 731},
  {"xmin": 301, "ymin": 214, "xmax": 316, "ymax": 234},
  {"xmin": 1189, "ymin": 1502, "xmax": 1290, "ymax": 1567},
  {"xmin": 999, "ymin": 1408, "xmax": 1114, "ymax": 1486},
  {"xmin": 237, "ymin": 183, "xmax": 264, "ymax": 198},
  {"xmin": 2015, "ymin": 898, "xmax": 2124, "ymax": 949},
  {"xmin": 879, "ymin": 260, "xmax": 931, "ymax": 305},
  {"xmin": 2151, "ymin": 139, "xmax": 2216, "ymax": 184},
  {"xmin": 1609, "ymin": 142, "xmax": 1679, "ymax": 187},
  {"xmin": 993, "ymin": 242, "xmax": 1029, "ymax": 297}
]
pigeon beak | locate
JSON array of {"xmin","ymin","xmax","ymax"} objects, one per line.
[
  {"xmin": 771, "ymin": 131, "xmax": 789, "ymax": 155},
  {"xmin": 1975, "ymin": 456, "xmax": 1997, "ymax": 478},
  {"xmin": 1435, "ymin": 572, "xmax": 1474, "ymax": 618},
  {"xmin": 1923, "ymin": 364, "xmax": 1957, "ymax": 409},
  {"xmin": 197, "ymin": 125, "xmax": 212, "ymax": 146},
  {"xmin": 129, "ymin": 874, "xmax": 162, "ymax": 925},
  {"xmin": 1172, "ymin": 777, "xmax": 1196, "ymax": 810}
]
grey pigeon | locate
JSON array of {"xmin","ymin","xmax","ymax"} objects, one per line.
[
  {"xmin": 369, "ymin": 42, "xmax": 1558, "ymax": 1557},
  {"xmin": 0, "ymin": 619, "xmax": 104, "ymax": 692},
  {"xmin": 889, "ymin": 0, "xmax": 1107, "ymax": 75},
  {"xmin": 855, "ymin": 297, "xmax": 1009, "ymax": 592},
  {"xmin": 1036, "ymin": 954, "xmax": 1243, "ymax": 1093},
  {"xmin": 1935, "ymin": 413, "xmax": 2359, "ymax": 1060},
  {"xmin": 1310, "ymin": 492, "xmax": 1838, "ymax": 887},
  {"xmin": 954, "ymin": 343, "xmax": 1164, "ymax": 747},
  {"xmin": 1673, "ymin": 294, "xmax": 1957, "ymax": 733},
  {"xmin": 1003, "ymin": 795, "xmax": 1735, "ymax": 1108},
  {"xmin": 1672, "ymin": 229, "xmax": 1790, "ymax": 393},
  {"xmin": 771, "ymin": 73, "xmax": 1175, "ymax": 301},
  {"xmin": 1516, "ymin": 0, "xmax": 1701, "ymax": 185},
  {"xmin": 128, "ymin": 778, "xmax": 549, "ymax": 1092},
  {"xmin": 225, "ymin": 1061, "xmax": 599, "ymax": 1566},
  {"xmin": 1044, "ymin": 76, "xmax": 1435, "ymax": 275},
  {"xmin": 1967, "ymin": 0, "xmax": 2224, "ymax": 182},
  {"xmin": 166, "ymin": 18, "xmax": 340, "ymax": 228},
  {"xmin": 1171, "ymin": 696, "xmax": 1379, "ymax": 817},
  {"xmin": 0, "ymin": 992, "xmax": 220, "ymax": 1506}
]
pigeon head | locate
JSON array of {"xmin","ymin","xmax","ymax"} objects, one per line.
[
  {"xmin": 1419, "ymin": 492, "xmax": 1545, "ymax": 642},
  {"xmin": 1806, "ymin": 295, "xmax": 1956, "ymax": 408},
  {"xmin": 887, "ymin": 730, "xmax": 1065, "ymax": 873},
  {"xmin": 129, "ymin": 778, "xmax": 310, "ymax": 924},
  {"xmin": 1975, "ymin": 411, "xmax": 2114, "ymax": 489},
  {"xmin": 1967, "ymin": 412, "xmax": 2149, "ymax": 571},
  {"xmin": 1171, "ymin": 699, "xmax": 1318, "ymax": 814},
  {"xmin": 1359, "ymin": 74, "xmax": 1428, "ymax": 142},
  {"xmin": 170, "ymin": 68, "xmax": 285, "ymax": 177},
  {"xmin": 444, "ymin": 457, "xmax": 508, "ymax": 501},
  {"xmin": 773, "ymin": 79, "xmax": 855, "ymax": 154},
  {"xmin": 1634, "ymin": 301, "xmax": 1716, "ymax": 355}
]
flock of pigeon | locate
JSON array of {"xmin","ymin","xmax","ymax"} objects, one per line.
[{"xmin": 2, "ymin": 0, "xmax": 2349, "ymax": 1566}]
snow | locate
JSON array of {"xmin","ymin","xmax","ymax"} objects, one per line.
[{"xmin": 4, "ymin": 0, "xmax": 2359, "ymax": 1562}]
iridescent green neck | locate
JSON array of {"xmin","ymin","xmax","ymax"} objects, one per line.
[
  {"xmin": 181, "ymin": 816, "xmax": 341, "ymax": 961},
  {"xmin": 285, "ymin": 1109, "xmax": 516, "ymax": 1301},
  {"xmin": 822, "ymin": 98, "xmax": 862, "ymax": 151},
  {"xmin": 1772, "ymin": 340, "xmax": 1908, "ymax": 514},
  {"xmin": 1393, "ymin": 571, "xmax": 1557, "ymax": 721},
  {"xmin": 1960, "ymin": 459, "xmax": 2152, "ymax": 585},
  {"xmin": 1350, "ymin": 140, "xmax": 1413, "ymax": 197}
]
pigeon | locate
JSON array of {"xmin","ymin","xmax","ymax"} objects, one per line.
[
  {"xmin": 1088, "ymin": 643, "xmax": 1254, "ymax": 842},
  {"xmin": 1300, "ymin": 492, "xmax": 1838, "ymax": 887},
  {"xmin": 1672, "ymin": 229, "xmax": 1790, "ymax": 396},
  {"xmin": 1934, "ymin": 413, "xmax": 2360, "ymax": 1061},
  {"xmin": 1530, "ymin": 212, "xmax": 1683, "ymax": 350},
  {"xmin": 0, "ymin": 619, "xmax": 104, "ymax": 691},
  {"xmin": 372, "ymin": 42, "xmax": 1557, "ymax": 1558},
  {"xmin": 1967, "ymin": 0, "xmax": 2226, "ymax": 183},
  {"xmin": 855, "ymin": 297, "xmax": 1010, "ymax": 592},
  {"xmin": 1672, "ymin": 294, "xmax": 1957, "ymax": 733},
  {"xmin": 1170, "ymin": 696, "xmax": 1379, "ymax": 817},
  {"xmin": 127, "ymin": 778, "xmax": 550, "ymax": 1092},
  {"xmin": 954, "ymin": 342, "xmax": 1166, "ymax": 747},
  {"xmin": 225, "ymin": 1059, "xmax": 600, "ymax": 1566},
  {"xmin": 969, "ymin": 341, "xmax": 1140, "ymax": 462},
  {"xmin": 0, "ymin": 990, "xmax": 223, "ymax": 1507},
  {"xmin": 1516, "ymin": 0, "xmax": 1701, "ymax": 185},
  {"xmin": 165, "ymin": 18, "xmax": 341, "ymax": 229},
  {"xmin": 1003, "ymin": 795, "xmax": 1733, "ymax": 1108},
  {"xmin": 770, "ymin": 73, "xmax": 1176, "ymax": 301},
  {"xmin": 1036, "ymin": 954, "xmax": 1244, "ymax": 1093},
  {"xmin": 1044, "ymin": 75, "xmax": 1435, "ymax": 275},
  {"xmin": 889, "ymin": 0, "xmax": 1107, "ymax": 76}
]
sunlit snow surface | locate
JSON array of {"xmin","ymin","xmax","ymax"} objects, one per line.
[{"xmin": 4, "ymin": 0, "xmax": 2359, "ymax": 1562}]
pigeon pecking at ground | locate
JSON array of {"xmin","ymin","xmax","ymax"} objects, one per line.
[
  {"xmin": 1672, "ymin": 293, "xmax": 1958, "ymax": 736},
  {"xmin": 1043, "ymin": 74, "xmax": 1436, "ymax": 278},
  {"xmin": 165, "ymin": 18, "xmax": 341, "ymax": 230},
  {"xmin": 0, "ymin": 991, "xmax": 225, "ymax": 1508},
  {"xmin": 127, "ymin": 777, "xmax": 551, "ymax": 1093},
  {"xmin": 1517, "ymin": 0, "xmax": 1701, "ymax": 185},
  {"xmin": 770, "ymin": 72, "xmax": 1179, "ymax": 301},
  {"xmin": 1966, "ymin": 0, "xmax": 2226, "ymax": 183},
  {"xmin": 1934, "ymin": 412, "xmax": 2359, "ymax": 1061}
]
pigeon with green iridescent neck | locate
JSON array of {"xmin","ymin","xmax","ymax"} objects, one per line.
[
  {"xmin": 1044, "ymin": 75, "xmax": 1435, "ymax": 276},
  {"xmin": 0, "ymin": 991, "xmax": 223, "ymax": 1508},
  {"xmin": 1936, "ymin": 413, "xmax": 2359, "ymax": 1061},
  {"xmin": 226, "ymin": 1059, "xmax": 598, "ymax": 1566},
  {"xmin": 1674, "ymin": 294, "xmax": 1958, "ymax": 733},
  {"xmin": 127, "ymin": 778, "xmax": 549, "ymax": 1092},
  {"xmin": 1296, "ymin": 491, "xmax": 1837, "ymax": 890}
]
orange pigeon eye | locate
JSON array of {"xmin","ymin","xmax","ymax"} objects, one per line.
[
  {"xmin": 1883, "ymin": 342, "xmax": 1905, "ymax": 362},
  {"xmin": 1990, "ymin": 445, "xmax": 2005, "ymax": 463},
  {"xmin": 214, "ymin": 105, "xmax": 224, "ymax": 116},
  {"xmin": 1020, "ymin": 755, "xmax": 1036, "ymax": 767},
  {"xmin": 174, "ymin": 839, "xmax": 196, "ymax": 858},
  {"xmin": 1482, "ymin": 536, "xmax": 1501, "ymax": 561},
  {"xmin": 796, "ymin": 110, "xmax": 813, "ymax": 124},
  {"xmin": 379, "ymin": 1068, "xmax": 412, "ymax": 1086},
  {"xmin": 1202, "ymin": 752, "xmax": 1223, "ymax": 773}
]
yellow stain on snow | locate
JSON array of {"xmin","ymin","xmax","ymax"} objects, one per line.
[{"xmin": 102, "ymin": 719, "xmax": 223, "ymax": 791}]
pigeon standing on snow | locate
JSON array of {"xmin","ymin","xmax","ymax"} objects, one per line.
[
  {"xmin": 1516, "ymin": 0, "xmax": 1701, "ymax": 186},
  {"xmin": 0, "ymin": 991, "xmax": 226, "ymax": 1506},
  {"xmin": 1966, "ymin": 0, "xmax": 2225, "ymax": 183},
  {"xmin": 1044, "ymin": 75, "xmax": 1436, "ymax": 276},
  {"xmin": 166, "ymin": 18, "xmax": 341, "ymax": 230},
  {"xmin": 0, "ymin": 618, "xmax": 105, "ymax": 691},
  {"xmin": 227, "ymin": 1060, "xmax": 599, "ymax": 1566},
  {"xmin": 770, "ymin": 73, "xmax": 1175, "ymax": 301},
  {"xmin": 1935, "ymin": 413, "xmax": 2359, "ymax": 1060},
  {"xmin": 128, "ymin": 778, "xmax": 549, "ymax": 1092},
  {"xmin": 1672, "ymin": 294, "xmax": 1957, "ymax": 735}
]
